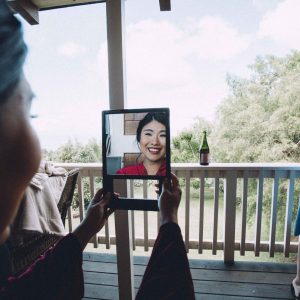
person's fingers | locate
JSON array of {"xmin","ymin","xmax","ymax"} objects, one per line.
[
  {"xmin": 173, "ymin": 187, "xmax": 182, "ymax": 198},
  {"xmin": 107, "ymin": 208, "xmax": 115, "ymax": 217},
  {"xmin": 90, "ymin": 188, "xmax": 104, "ymax": 205},
  {"xmin": 92, "ymin": 192, "xmax": 111, "ymax": 210},
  {"xmin": 101, "ymin": 192, "xmax": 111, "ymax": 206},
  {"xmin": 170, "ymin": 173, "xmax": 179, "ymax": 188},
  {"xmin": 163, "ymin": 177, "xmax": 171, "ymax": 191},
  {"xmin": 95, "ymin": 188, "xmax": 104, "ymax": 196}
]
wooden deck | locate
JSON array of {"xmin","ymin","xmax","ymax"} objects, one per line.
[{"xmin": 82, "ymin": 252, "xmax": 297, "ymax": 300}]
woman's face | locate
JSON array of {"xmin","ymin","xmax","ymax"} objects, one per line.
[
  {"xmin": 0, "ymin": 75, "xmax": 41, "ymax": 244},
  {"xmin": 139, "ymin": 120, "xmax": 166, "ymax": 164}
]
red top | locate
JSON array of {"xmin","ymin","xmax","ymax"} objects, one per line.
[{"xmin": 116, "ymin": 163, "xmax": 166, "ymax": 176}]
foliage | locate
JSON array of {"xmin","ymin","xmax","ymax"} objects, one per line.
[
  {"xmin": 43, "ymin": 138, "xmax": 102, "ymax": 209},
  {"xmin": 171, "ymin": 117, "xmax": 212, "ymax": 163},
  {"xmin": 43, "ymin": 51, "xmax": 300, "ymax": 231},
  {"xmin": 211, "ymin": 51, "xmax": 300, "ymax": 163},
  {"xmin": 43, "ymin": 138, "xmax": 102, "ymax": 163},
  {"xmin": 171, "ymin": 51, "xmax": 300, "ymax": 232},
  {"xmin": 209, "ymin": 51, "xmax": 300, "ymax": 230}
]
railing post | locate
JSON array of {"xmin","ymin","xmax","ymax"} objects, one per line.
[
  {"xmin": 240, "ymin": 170, "xmax": 249, "ymax": 256},
  {"xmin": 284, "ymin": 170, "xmax": 296, "ymax": 256},
  {"xmin": 185, "ymin": 172, "xmax": 191, "ymax": 252},
  {"xmin": 212, "ymin": 171, "xmax": 220, "ymax": 255},
  {"xmin": 223, "ymin": 170, "xmax": 237, "ymax": 264},
  {"xmin": 269, "ymin": 171, "xmax": 280, "ymax": 257},
  {"xmin": 198, "ymin": 173, "xmax": 205, "ymax": 253},
  {"xmin": 77, "ymin": 174, "xmax": 85, "ymax": 222},
  {"xmin": 255, "ymin": 170, "xmax": 264, "ymax": 256}
]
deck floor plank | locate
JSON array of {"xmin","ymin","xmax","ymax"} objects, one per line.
[{"xmin": 83, "ymin": 252, "xmax": 296, "ymax": 300}]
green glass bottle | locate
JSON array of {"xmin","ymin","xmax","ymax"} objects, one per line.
[{"xmin": 199, "ymin": 130, "xmax": 209, "ymax": 165}]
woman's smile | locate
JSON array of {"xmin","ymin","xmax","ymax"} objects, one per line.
[{"xmin": 147, "ymin": 147, "xmax": 162, "ymax": 154}]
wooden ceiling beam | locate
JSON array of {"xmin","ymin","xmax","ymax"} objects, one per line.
[
  {"xmin": 8, "ymin": 0, "xmax": 39, "ymax": 25},
  {"xmin": 7, "ymin": 0, "xmax": 169, "ymax": 26},
  {"xmin": 159, "ymin": 0, "xmax": 171, "ymax": 11},
  {"xmin": 34, "ymin": 0, "xmax": 105, "ymax": 11}
]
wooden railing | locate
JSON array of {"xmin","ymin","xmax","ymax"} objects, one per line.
[{"xmin": 56, "ymin": 162, "xmax": 300, "ymax": 263}]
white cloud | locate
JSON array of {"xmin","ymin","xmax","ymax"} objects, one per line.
[
  {"xmin": 126, "ymin": 20, "xmax": 192, "ymax": 88},
  {"xmin": 252, "ymin": 0, "xmax": 281, "ymax": 12},
  {"xmin": 258, "ymin": 0, "xmax": 300, "ymax": 49},
  {"xmin": 97, "ymin": 44, "xmax": 109, "ymax": 86},
  {"xmin": 96, "ymin": 17, "xmax": 244, "ymax": 132},
  {"xmin": 185, "ymin": 16, "xmax": 252, "ymax": 60},
  {"xmin": 97, "ymin": 17, "xmax": 251, "ymax": 84},
  {"xmin": 32, "ymin": 100, "xmax": 104, "ymax": 150},
  {"xmin": 57, "ymin": 42, "xmax": 87, "ymax": 57}
]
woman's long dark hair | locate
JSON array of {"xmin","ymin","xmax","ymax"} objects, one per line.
[{"xmin": 0, "ymin": 1, "xmax": 27, "ymax": 103}]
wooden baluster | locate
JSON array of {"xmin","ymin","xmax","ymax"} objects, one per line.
[
  {"xmin": 77, "ymin": 174, "xmax": 84, "ymax": 222},
  {"xmin": 269, "ymin": 171, "xmax": 280, "ymax": 257},
  {"xmin": 130, "ymin": 180, "xmax": 136, "ymax": 251},
  {"xmin": 255, "ymin": 170, "xmax": 264, "ymax": 257},
  {"xmin": 284, "ymin": 170, "xmax": 295, "ymax": 257},
  {"xmin": 143, "ymin": 180, "xmax": 149, "ymax": 251},
  {"xmin": 185, "ymin": 173, "xmax": 191, "ymax": 252},
  {"xmin": 212, "ymin": 171, "xmax": 220, "ymax": 255},
  {"xmin": 89, "ymin": 173, "xmax": 99, "ymax": 248},
  {"xmin": 240, "ymin": 171, "xmax": 249, "ymax": 255},
  {"xmin": 198, "ymin": 172, "xmax": 205, "ymax": 254}
]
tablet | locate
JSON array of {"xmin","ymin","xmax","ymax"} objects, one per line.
[{"xmin": 102, "ymin": 107, "xmax": 171, "ymax": 210}]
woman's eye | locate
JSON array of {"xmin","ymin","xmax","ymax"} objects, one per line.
[
  {"xmin": 144, "ymin": 133, "xmax": 152, "ymax": 136},
  {"xmin": 30, "ymin": 114, "xmax": 38, "ymax": 119}
]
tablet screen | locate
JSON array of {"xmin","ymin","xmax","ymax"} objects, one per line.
[{"xmin": 102, "ymin": 108, "xmax": 171, "ymax": 210}]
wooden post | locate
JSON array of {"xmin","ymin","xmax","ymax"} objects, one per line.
[
  {"xmin": 284, "ymin": 170, "xmax": 295, "ymax": 257},
  {"xmin": 185, "ymin": 172, "xmax": 191, "ymax": 252},
  {"xmin": 240, "ymin": 171, "xmax": 249, "ymax": 256},
  {"xmin": 212, "ymin": 171, "xmax": 220, "ymax": 255},
  {"xmin": 8, "ymin": 0, "xmax": 39, "ymax": 25},
  {"xmin": 269, "ymin": 171, "xmax": 280, "ymax": 257},
  {"xmin": 223, "ymin": 170, "xmax": 237, "ymax": 264},
  {"xmin": 255, "ymin": 170, "xmax": 264, "ymax": 256},
  {"xmin": 106, "ymin": 0, "xmax": 127, "ymax": 110},
  {"xmin": 106, "ymin": 1, "xmax": 134, "ymax": 299},
  {"xmin": 114, "ymin": 180, "xmax": 134, "ymax": 300}
]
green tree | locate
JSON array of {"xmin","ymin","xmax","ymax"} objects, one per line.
[
  {"xmin": 43, "ymin": 138, "xmax": 102, "ymax": 209},
  {"xmin": 172, "ymin": 117, "xmax": 212, "ymax": 163},
  {"xmin": 44, "ymin": 138, "xmax": 102, "ymax": 163},
  {"xmin": 210, "ymin": 51, "xmax": 300, "ymax": 230},
  {"xmin": 211, "ymin": 51, "xmax": 300, "ymax": 163},
  {"xmin": 170, "ymin": 51, "xmax": 300, "ymax": 232}
]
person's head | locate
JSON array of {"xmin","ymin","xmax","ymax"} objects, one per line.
[
  {"xmin": 0, "ymin": 1, "xmax": 41, "ymax": 244},
  {"xmin": 136, "ymin": 112, "xmax": 167, "ymax": 164}
]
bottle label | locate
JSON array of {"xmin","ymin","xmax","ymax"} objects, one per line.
[{"xmin": 200, "ymin": 153, "xmax": 209, "ymax": 164}]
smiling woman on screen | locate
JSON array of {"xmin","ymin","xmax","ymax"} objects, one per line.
[{"xmin": 116, "ymin": 112, "xmax": 167, "ymax": 176}]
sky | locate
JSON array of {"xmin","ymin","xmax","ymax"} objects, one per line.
[{"xmin": 21, "ymin": 0, "xmax": 300, "ymax": 150}]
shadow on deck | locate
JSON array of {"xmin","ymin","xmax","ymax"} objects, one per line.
[{"xmin": 82, "ymin": 252, "xmax": 296, "ymax": 300}]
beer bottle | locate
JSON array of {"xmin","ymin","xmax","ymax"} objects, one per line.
[{"xmin": 199, "ymin": 130, "xmax": 209, "ymax": 165}]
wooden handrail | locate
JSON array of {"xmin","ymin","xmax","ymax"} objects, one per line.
[{"xmin": 55, "ymin": 162, "xmax": 300, "ymax": 263}]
